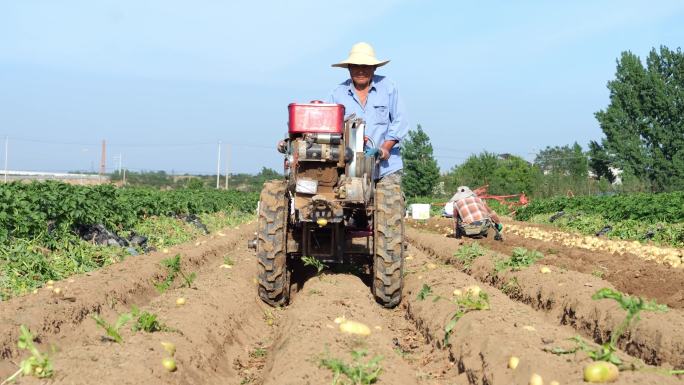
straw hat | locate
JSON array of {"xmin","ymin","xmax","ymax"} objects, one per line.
[
  {"xmin": 332, "ymin": 42, "xmax": 390, "ymax": 68},
  {"xmin": 449, "ymin": 186, "xmax": 475, "ymax": 202}
]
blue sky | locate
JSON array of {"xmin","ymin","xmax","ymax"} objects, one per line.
[{"xmin": 1, "ymin": 0, "xmax": 683, "ymax": 174}]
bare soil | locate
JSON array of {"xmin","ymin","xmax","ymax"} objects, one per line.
[
  {"xmin": 1, "ymin": 221, "xmax": 682, "ymax": 385},
  {"xmin": 406, "ymin": 227, "xmax": 684, "ymax": 369},
  {"xmin": 409, "ymin": 217, "xmax": 684, "ymax": 309}
]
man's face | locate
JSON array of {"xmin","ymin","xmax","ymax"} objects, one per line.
[{"xmin": 348, "ymin": 64, "xmax": 376, "ymax": 88}]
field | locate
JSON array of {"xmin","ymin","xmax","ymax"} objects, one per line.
[{"xmin": 1, "ymin": 187, "xmax": 683, "ymax": 385}]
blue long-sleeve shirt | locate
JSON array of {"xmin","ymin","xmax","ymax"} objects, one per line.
[{"xmin": 328, "ymin": 75, "xmax": 408, "ymax": 178}]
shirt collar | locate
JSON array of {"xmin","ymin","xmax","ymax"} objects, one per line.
[{"xmin": 346, "ymin": 76, "xmax": 379, "ymax": 96}]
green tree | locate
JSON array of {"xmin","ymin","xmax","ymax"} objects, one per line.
[
  {"xmin": 492, "ymin": 155, "xmax": 541, "ymax": 195},
  {"xmin": 446, "ymin": 152, "xmax": 541, "ymax": 196},
  {"xmin": 222, "ymin": 167, "xmax": 281, "ymax": 192},
  {"xmin": 110, "ymin": 170, "xmax": 174, "ymax": 188},
  {"xmin": 534, "ymin": 142, "xmax": 588, "ymax": 178},
  {"xmin": 587, "ymin": 141, "xmax": 615, "ymax": 183},
  {"xmin": 256, "ymin": 167, "xmax": 281, "ymax": 181},
  {"xmin": 446, "ymin": 152, "xmax": 499, "ymax": 193},
  {"xmin": 185, "ymin": 178, "xmax": 206, "ymax": 189},
  {"xmin": 595, "ymin": 46, "xmax": 684, "ymax": 191},
  {"xmin": 401, "ymin": 124, "xmax": 440, "ymax": 197}
]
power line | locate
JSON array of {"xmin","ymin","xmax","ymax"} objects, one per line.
[{"xmin": 0, "ymin": 136, "xmax": 274, "ymax": 150}]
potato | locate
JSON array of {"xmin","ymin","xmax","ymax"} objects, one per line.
[
  {"xmin": 529, "ymin": 373, "xmax": 543, "ymax": 385},
  {"xmin": 339, "ymin": 320, "xmax": 371, "ymax": 336},
  {"xmin": 508, "ymin": 356, "xmax": 519, "ymax": 369},
  {"xmin": 583, "ymin": 361, "xmax": 619, "ymax": 383},
  {"xmin": 162, "ymin": 357, "xmax": 177, "ymax": 372}
]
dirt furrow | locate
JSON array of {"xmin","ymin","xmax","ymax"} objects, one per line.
[
  {"xmin": 407, "ymin": 227, "xmax": 684, "ymax": 369},
  {"xmin": 0, "ymin": 228, "xmax": 250, "ymax": 362},
  {"xmin": 1, "ymin": 224, "xmax": 453, "ymax": 385},
  {"xmin": 261, "ymin": 273, "xmax": 428, "ymax": 385},
  {"xmin": 401, "ymin": 243, "xmax": 681, "ymax": 385},
  {"xmin": 4, "ymin": 219, "xmax": 683, "ymax": 385},
  {"xmin": 409, "ymin": 217, "xmax": 684, "ymax": 308},
  {"xmin": 0, "ymin": 226, "xmax": 269, "ymax": 384}
]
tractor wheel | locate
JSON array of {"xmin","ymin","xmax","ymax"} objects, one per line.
[
  {"xmin": 372, "ymin": 180, "xmax": 404, "ymax": 308},
  {"xmin": 257, "ymin": 180, "xmax": 290, "ymax": 306}
]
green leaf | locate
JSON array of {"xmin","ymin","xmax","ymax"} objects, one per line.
[
  {"xmin": 114, "ymin": 312, "xmax": 134, "ymax": 330},
  {"xmin": 416, "ymin": 284, "xmax": 432, "ymax": 301}
]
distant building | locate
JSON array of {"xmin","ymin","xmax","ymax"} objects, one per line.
[{"xmin": 588, "ymin": 167, "xmax": 623, "ymax": 185}]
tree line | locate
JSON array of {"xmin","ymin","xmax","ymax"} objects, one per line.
[
  {"xmin": 400, "ymin": 45, "xmax": 683, "ymax": 198},
  {"xmin": 109, "ymin": 167, "xmax": 280, "ymax": 192}
]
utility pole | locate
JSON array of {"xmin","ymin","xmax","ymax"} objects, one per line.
[
  {"xmin": 216, "ymin": 140, "xmax": 222, "ymax": 189},
  {"xmin": 99, "ymin": 140, "xmax": 107, "ymax": 176},
  {"xmin": 112, "ymin": 154, "xmax": 123, "ymax": 175},
  {"xmin": 3, "ymin": 136, "xmax": 8, "ymax": 183},
  {"xmin": 224, "ymin": 143, "xmax": 230, "ymax": 189}
]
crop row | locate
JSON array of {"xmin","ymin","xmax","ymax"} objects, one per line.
[
  {"xmin": 0, "ymin": 181, "xmax": 259, "ymax": 244},
  {"xmin": 515, "ymin": 191, "xmax": 684, "ymax": 222},
  {"xmin": 525, "ymin": 212, "xmax": 684, "ymax": 247}
]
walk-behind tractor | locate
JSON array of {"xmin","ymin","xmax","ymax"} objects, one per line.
[{"xmin": 251, "ymin": 101, "xmax": 404, "ymax": 308}]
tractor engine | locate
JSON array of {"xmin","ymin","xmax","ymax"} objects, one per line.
[{"xmin": 277, "ymin": 101, "xmax": 376, "ymax": 261}]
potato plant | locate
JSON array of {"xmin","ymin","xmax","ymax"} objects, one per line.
[
  {"xmin": 92, "ymin": 312, "xmax": 134, "ymax": 343},
  {"xmin": 591, "ymin": 288, "xmax": 667, "ymax": 362},
  {"xmin": 155, "ymin": 254, "xmax": 197, "ymax": 293},
  {"xmin": 0, "ymin": 182, "xmax": 258, "ymax": 300},
  {"xmin": 318, "ymin": 349, "xmax": 383, "ymax": 385},
  {"xmin": 494, "ymin": 247, "xmax": 543, "ymax": 272},
  {"xmin": 514, "ymin": 192, "xmax": 684, "ymax": 247},
  {"xmin": 0, "ymin": 181, "xmax": 258, "ymax": 245},
  {"xmin": 417, "ymin": 284, "xmax": 490, "ymax": 346},
  {"xmin": 301, "ymin": 255, "xmax": 328, "ymax": 275},
  {"xmin": 2, "ymin": 326, "xmax": 53, "ymax": 383},
  {"xmin": 548, "ymin": 288, "xmax": 668, "ymax": 366},
  {"xmin": 452, "ymin": 242, "xmax": 486, "ymax": 269},
  {"xmin": 515, "ymin": 192, "xmax": 684, "ymax": 223},
  {"xmin": 131, "ymin": 306, "xmax": 166, "ymax": 333}
]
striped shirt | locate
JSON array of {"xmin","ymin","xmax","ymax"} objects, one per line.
[{"xmin": 454, "ymin": 196, "xmax": 491, "ymax": 224}]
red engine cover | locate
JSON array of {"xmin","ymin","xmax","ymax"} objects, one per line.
[{"xmin": 288, "ymin": 101, "xmax": 344, "ymax": 134}]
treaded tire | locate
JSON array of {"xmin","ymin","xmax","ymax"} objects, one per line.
[
  {"xmin": 372, "ymin": 181, "xmax": 404, "ymax": 308},
  {"xmin": 257, "ymin": 180, "xmax": 290, "ymax": 306}
]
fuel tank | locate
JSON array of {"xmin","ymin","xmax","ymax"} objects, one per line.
[{"xmin": 288, "ymin": 101, "xmax": 344, "ymax": 134}]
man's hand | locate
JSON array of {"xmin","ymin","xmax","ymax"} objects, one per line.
[
  {"xmin": 378, "ymin": 147, "xmax": 389, "ymax": 160},
  {"xmin": 379, "ymin": 140, "xmax": 397, "ymax": 160},
  {"xmin": 364, "ymin": 147, "xmax": 389, "ymax": 160}
]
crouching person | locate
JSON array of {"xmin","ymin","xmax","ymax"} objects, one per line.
[{"xmin": 450, "ymin": 186, "xmax": 503, "ymax": 241}]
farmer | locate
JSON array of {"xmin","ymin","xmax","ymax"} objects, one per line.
[
  {"xmin": 328, "ymin": 42, "xmax": 408, "ymax": 186},
  {"xmin": 449, "ymin": 186, "xmax": 504, "ymax": 240}
]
